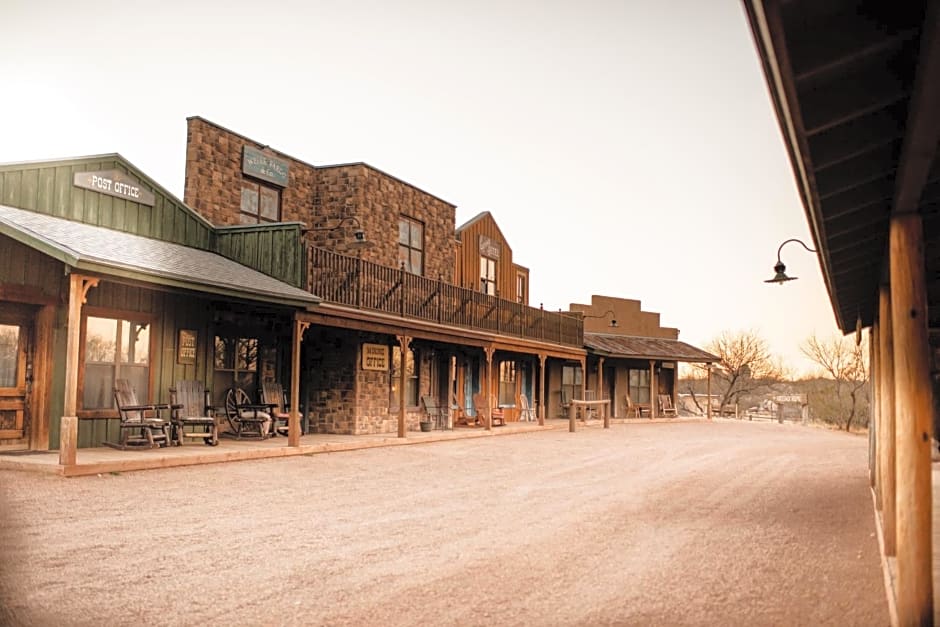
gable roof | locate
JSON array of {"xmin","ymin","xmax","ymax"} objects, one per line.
[
  {"xmin": 455, "ymin": 211, "xmax": 510, "ymax": 245},
  {"xmin": 0, "ymin": 204, "xmax": 318, "ymax": 309},
  {"xmin": 584, "ymin": 332, "xmax": 717, "ymax": 363}
]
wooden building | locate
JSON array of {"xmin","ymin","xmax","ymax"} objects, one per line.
[
  {"xmin": 569, "ymin": 295, "xmax": 716, "ymax": 418},
  {"xmin": 743, "ymin": 0, "xmax": 939, "ymax": 623},
  {"xmin": 0, "ymin": 155, "xmax": 316, "ymax": 458}
]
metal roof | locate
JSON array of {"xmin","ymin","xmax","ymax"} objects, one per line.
[
  {"xmin": 0, "ymin": 204, "xmax": 319, "ymax": 308},
  {"xmin": 742, "ymin": 0, "xmax": 939, "ymax": 332},
  {"xmin": 584, "ymin": 332, "xmax": 717, "ymax": 363}
]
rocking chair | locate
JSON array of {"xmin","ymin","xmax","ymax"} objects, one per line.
[
  {"xmin": 261, "ymin": 381, "xmax": 291, "ymax": 437},
  {"xmin": 106, "ymin": 379, "xmax": 170, "ymax": 450},
  {"xmin": 169, "ymin": 380, "xmax": 219, "ymax": 446}
]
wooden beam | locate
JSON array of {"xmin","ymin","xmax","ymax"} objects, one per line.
[
  {"xmin": 893, "ymin": 1, "xmax": 940, "ymax": 215},
  {"xmin": 538, "ymin": 353, "xmax": 546, "ymax": 426},
  {"xmin": 649, "ymin": 360, "xmax": 658, "ymax": 419},
  {"xmin": 397, "ymin": 335, "xmax": 410, "ymax": 438},
  {"xmin": 889, "ymin": 214, "xmax": 934, "ymax": 625},
  {"xmin": 706, "ymin": 364, "xmax": 712, "ymax": 420},
  {"xmin": 59, "ymin": 274, "xmax": 97, "ymax": 466},
  {"xmin": 878, "ymin": 284, "xmax": 896, "ymax": 555},
  {"xmin": 870, "ymin": 322, "xmax": 880, "ymax": 495},
  {"xmin": 484, "ymin": 346, "xmax": 495, "ymax": 431},
  {"xmin": 288, "ymin": 318, "xmax": 308, "ymax": 447}
]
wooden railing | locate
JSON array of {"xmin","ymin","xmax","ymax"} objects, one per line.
[{"xmin": 308, "ymin": 247, "xmax": 583, "ymax": 347}]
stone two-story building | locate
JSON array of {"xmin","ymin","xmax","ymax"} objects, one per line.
[{"xmin": 184, "ymin": 117, "xmax": 586, "ymax": 435}]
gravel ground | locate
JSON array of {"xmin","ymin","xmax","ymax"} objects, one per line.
[{"xmin": 0, "ymin": 420, "xmax": 888, "ymax": 626}]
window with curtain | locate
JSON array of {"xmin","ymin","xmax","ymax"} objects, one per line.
[
  {"xmin": 390, "ymin": 345, "xmax": 419, "ymax": 408},
  {"xmin": 561, "ymin": 364, "xmax": 582, "ymax": 403},
  {"xmin": 82, "ymin": 315, "xmax": 151, "ymax": 409}
]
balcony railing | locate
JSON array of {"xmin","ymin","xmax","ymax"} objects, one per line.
[{"xmin": 308, "ymin": 247, "xmax": 583, "ymax": 347}]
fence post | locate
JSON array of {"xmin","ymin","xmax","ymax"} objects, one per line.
[
  {"xmin": 355, "ymin": 255, "xmax": 362, "ymax": 308},
  {"xmin": 399, "ymin": 262, "xmax": 406, "ymax": 317},
  {"xmin": 437, "ymin": 275, "xmax": 443, "ymax": 323}
]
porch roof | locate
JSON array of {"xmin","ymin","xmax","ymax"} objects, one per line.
[
  {"xmin": 584, "ymin": 332, "xmax": 717, "ymax": 363},
  {"xmin": 0, "ymin": 204, "xmax": 319, "ymax": 309}
]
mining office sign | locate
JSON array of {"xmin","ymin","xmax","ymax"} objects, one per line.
[
  {"xmin": 242, "ymin": 146, "xmax": 289, "ymax": 186},
  {"xmin": 362, "ymin": 343, "xmax": 389, "ymax": 371},
  {"xmin": 73, "ymin": 170, "xmax": 155, "ymax": 206}
]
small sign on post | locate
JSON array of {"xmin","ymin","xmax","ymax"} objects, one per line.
[{"xmin": 361, "ymin": 343, "xmax": 389, "ymax": 371}]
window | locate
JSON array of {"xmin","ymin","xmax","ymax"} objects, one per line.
[
  {"xmin": 629, "ymin": 368, "xmax": 651, "ymax": 404},
  {"xmin": 213, "ymin": 335, "xmax": 258, "ymax": 404},
  {"xmin": 390, "ymin": 345, "xmax": 419, "ymax": 408},
  {"xmin": 516, "ymin": 272, "xmax": 527, "ymax": 304},
  {"xmin": 561, "ymin": 364, "xmax": 582, "ymax": 403},
  {"xmin": 82, "ymin": 315, "xmax": 151, "ymax": 409},
  {"xmin": 480, "ymin": 256, "xmax": 497, "ymax": 295},
  {"xmin": 240, "ymin": 181, "xmax": 280, "ymax": 224},
  {"xmin": 498, "ymin": 360, "xmax": 516, "ymax": 406},
  {"xmin": 398, "ymin": 216, "xmax": 424, "ymax": 275}
]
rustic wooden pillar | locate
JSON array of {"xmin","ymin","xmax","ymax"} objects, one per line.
[
  {"xmin": 649, "ymin": 360, "xmax": 658, "ymax": 418},
  {"xmin": 447, "ymin": 353, "xmax": 456, "ymax": 430},
  {"xmin": 288, "ymin": 318, "xmax": 309, "ymax": 447},
  {"xmin": 538, "ymin": 353, "xmax": 546, "ymax": 426},
  {"xmin": 870, "ymin": 323, "xmax": 880, "ymax": 495},
  {"xmin": 706, "ymin": 363, "xmax": 712, "ymax": 420},
  {"xmin": 484, "ymin": 346, "xmax": 495, "ymax": 431},
  {"xmin": 889, "ymin": 213, "xmax": 933, "ymax": 625},
  {"xmin": 879, "ymin": 285, "xmax": 896, "ymax": 555},
  {"xmin": 59, "ymin": 274, "xmax": 98, "ymax": 466},
  {"xmin": 397, "ymin": 335, "xmax": 411, "ymax": 438},
  {"xmin": 598, "ymin": 357, "xmax": 609, "ymax": 428}
]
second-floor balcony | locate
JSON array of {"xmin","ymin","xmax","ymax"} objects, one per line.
[{"xmin": 308, "ymin": 247, "xmax": 583, "ymax": 348}]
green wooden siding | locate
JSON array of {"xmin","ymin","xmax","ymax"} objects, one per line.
[
  {"xmin": 0, "ymin": 156, "xmax": 214, "ymax": 250},
  {"xmin": 215, "ymin": 225, "xmax": 306, "ymax": 288}
]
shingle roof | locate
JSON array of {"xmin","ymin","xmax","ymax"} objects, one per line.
[
  {"xmin": 584, "ymin": 332, "xmax": 717, "ymax": 363},
  {"xmin": 0, "ymin": 204, "xmax": 318, "ymax": 308}
]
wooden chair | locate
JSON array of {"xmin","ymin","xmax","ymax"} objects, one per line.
[
  {"xmin": 583, "ymin": 389, "xmax": 598, "ymax": 419},
  {"xmin": 519, "ymin": 394, "xmax": 536, "ymax": 422},
  {"xmin": 106, "ymin": 379, "xmax": 170, "ymax": 450},
  {"xmin": 451, "ymin": 394, "xmax": 476, "ymax": 427},
  {"xmin": 659, "ymin": 394, "xmax": 678, "ymax": 417},
  {"xmin": 223, "ymin": 388, "xmax": 273, "ymax": 439},
  {"xmin": 421, "ymin": 395, "xmax": 446, "ymax": 430},
  {"xmin": 625, "ymin": 393, "xmax": 650, "ymax": 418},
  {"xmin": 472, "ymin": 392, "xmax": 504, "ymax": 427},
  {"xmin": 560, "ymin": 389, "xmax": 572, "ymax": 417},
  {"xmin": 169, "ymin": 380, "xmax": 219, "ymax": 446},
  {"xmin": 261, "ymin": 381, "xmax": 291, "ymax": 436}
]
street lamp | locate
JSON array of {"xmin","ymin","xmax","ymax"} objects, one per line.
[
  {"xmin": 764, "ymin": 238, "xmax": 817, "ymax": 284},
  {"xmin": 302, "ymin": 216, "xmax": 371, "ymax": 249}
]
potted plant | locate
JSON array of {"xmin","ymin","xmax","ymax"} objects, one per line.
[{"xmin": 419, "ymin": 419, "xmax": 433, "ymax": 432}]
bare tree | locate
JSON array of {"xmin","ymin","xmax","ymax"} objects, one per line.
[
  {"xmin": 698, "ymin": 330, "xmax": 784, "ymax": 415},
  {"xmin": 800, "ymin": 333, "xmax": 869, "ymax": 431}
]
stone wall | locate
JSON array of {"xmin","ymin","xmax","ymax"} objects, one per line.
[{"xmin": 305, "ymin": 327, "xmax": 358, "ymax": 434}]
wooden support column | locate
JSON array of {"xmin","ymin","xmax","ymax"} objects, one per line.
[
  {"xmin": 447, "ymin": 353, "xmax": 456, "ymax": 430},
  {"xmin": 397, "ymin": 335, "xmax": 411, "ymax": 438},
  {"xmin": 59, "ymin": 274, "xmax": 98, "ymax": 466},
  {"xmin": 870, "ymin": 322, "xmax": 880, "ymax": 495},
  {"xmin": 598, "ymin": 357, "xmax": 610, "ymax": 428},
  {"xmin": 649, "ymin": 360, "xmax": 658, "ymax": 419},
  {"xmin": 288, "ymin": 318, "xmax": 309, "ymax": 447},
  {"xmin": 889, "ymin": 213, "xmax": 933, "ymax": 625},
  {"xmin": 879, "ymin": 285, "xmax": 897, "ymax": 554},
  {"xmin": 484, "ymin": 346, "xmax": 495, "ymax": 431},
  {"xmin": 538, "ymin": 354, "xmax": 547, "ymax": 426},
  {"xmin": 706, "ymin": 363, "xmax": 712, "ymax": 420}
]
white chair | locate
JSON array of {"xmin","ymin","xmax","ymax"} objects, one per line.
[{"xmin": 519, "ymin": 395, "xmax": 536, "ymax": 421}]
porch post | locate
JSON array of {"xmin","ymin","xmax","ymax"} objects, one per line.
[
  {"xmin": 538, "ymin": 353, "xmax": 546, "ymax": 426},
  {"xmin": 870, "ymin": 322, "xmax": 880, "ymax": 496},
  {"xmin": 287, "ymin": 318, "xmax": 309, "ymax": 447},
  {"xmin": 397, "ymin": 335, "xmax": 411, "ymax": 438},
  {"xmin": 59, "ymin": 273, "xmax": 98, "ymax": 466},
  {"xmin": 598, "ymin": 357, "xmax": 609, "ymax": 428},
  {"xmin": 484, "ymin": 345, "xmax": 495, "ymax": 431},
  {"xmin": 879, "ymin": 285, "xmax": 897, "ymax": 555},
  {"xmin": 649, "ymin": 360, "xmax": 658, "ymax": 418},
  {"xmin": 706, "ymin": 363, "xmax": 712, "ymax": 420},
  {"xmin": 447, "ymin": 352, "xmax": 456, "ymax": 430},
  {"xmin": 889, "ymin": 213, "xmax": 933, "ymax": 625}
]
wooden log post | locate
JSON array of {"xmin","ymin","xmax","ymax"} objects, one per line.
[
  {"xmin": 870, "ymin": 323, "xmax": 880, "ymax": 495},
  {"xmin": 879, "ymin": 285, "xmax": 896, "ymax": 554},
  {"xmin": 288, "ymin": 318, "xmax": 309, "ymax": 447},
  {"xmin": 397, "ymin": 335, "xmax": 411, "ymax": 438},
  {"xmin": 59, "ymin": 274, "xmax": 98, "ymax": 467},
  {"xmin": 889, "ymin": 213, "xmax": 933, "ymax": 625},
  {"xmin": 538, "ymin": 353, "xmax": 547, "ymax": 426},
  {"xmin": 649, "ymin": 360, "xmax": 658, "ymax": 419},
  {"xmin": 598, "ymin": 357, "xmax": 609, "ymax": 428}
]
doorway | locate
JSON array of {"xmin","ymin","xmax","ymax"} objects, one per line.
[{"xmin": 0, "ymin": 303, "xmax": 35, "ymax": 446}]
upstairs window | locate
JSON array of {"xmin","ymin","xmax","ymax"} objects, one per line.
[
  {"xmin": 240, "ymin": 181, "xmax": 280, "ymax": 224},
  {"xmin": 480, "ymin": 257, "xmax": 497, "ymax": 296},
  {"xmin": 398, "ymin": 216, "xmax": 424, "ymax": 275},
  {"xmin": 516, "ymin": 272, "xmax": 527, "ymax": 304}
]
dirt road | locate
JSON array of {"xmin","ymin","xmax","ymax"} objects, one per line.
[{"xmin": 0, "ymin": 420, "xmax": 888, "ymax": 626}]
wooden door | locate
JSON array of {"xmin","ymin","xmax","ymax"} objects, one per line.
[{"xmin": 0, "ymin": 305, "xmax": 33, "ymax": 443}]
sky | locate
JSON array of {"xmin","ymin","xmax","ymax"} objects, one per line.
[{"xmin": 1, "ymin": 0, "xmax": 840, "ymax": 376}]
